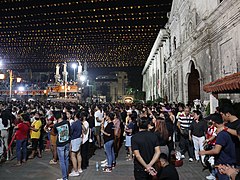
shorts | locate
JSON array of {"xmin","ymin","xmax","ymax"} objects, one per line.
[
  {"xmin": 31, "ymin": 138, "xmax": 39, "ymax": 150},
  {"xmin": 125, "ymin": 135, "xmax": 132, "ymax": 147},
  {"xmin": 94, "ymin": 126, "xmax": 101, "ymax": 136},
  {"xmin": 50, "ymin": 135, "xmax": 57, "ymax": 146},
  {"xmin": 71, "ymin": 138, "xmax": 82, "ymax": 152}
]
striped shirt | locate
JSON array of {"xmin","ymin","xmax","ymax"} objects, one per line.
[{"xmin": 178, "ymin": 113, "xmax": 194, "ymax": 130}]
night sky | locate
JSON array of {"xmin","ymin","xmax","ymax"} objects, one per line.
[{"xmin": 0, "ymin": 0, "xmax": 172, "ymax": 89}]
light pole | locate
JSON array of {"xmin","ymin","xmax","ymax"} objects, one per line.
[
  {"xmin": 9, "ymin": 70, "xmax": 13, "ymax": 98},
  {"xmin": 8, "ymin": 70, "xmax": 21, "ymax": 99},
  {"xmin": 72, "ymin": 63, "xmax": 77, "ymax": 82}
]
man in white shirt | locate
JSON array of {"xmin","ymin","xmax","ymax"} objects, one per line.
[{"xmin": 94, "ymin": 105, "xmax": 104, "ymax": 148}]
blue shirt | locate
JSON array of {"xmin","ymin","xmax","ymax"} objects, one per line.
[
  {"xmin": 215, "ymin": 131, "xmax": 236, "ymax": 165},
  {"xmin": 71, "ymin": 120, "xmax": 82, "ymax": 140}
]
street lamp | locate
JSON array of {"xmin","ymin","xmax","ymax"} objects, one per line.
[
  {"xmin": 80, "ymin": 75, "xmax": 86, "ymax": 82},
  {"xmin": 72, "ymin": 63, "xmax": 77, "ymax": 81}
]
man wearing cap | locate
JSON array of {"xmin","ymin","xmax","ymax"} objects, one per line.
[{"xmin": 199, "ymin": 113, "xmax": 236, "ymax": 180}]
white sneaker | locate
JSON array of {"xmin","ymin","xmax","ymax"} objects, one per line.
[
  {"xmin": 89, "ymin": 139, "xmax": 93, "ymax": 143},
  {"xmin": 78, "ymin": 169, "xmax": 83, "ymax": 173},
  {"xmin": 101, "ymin": 159, "xmax": 107, "ymax": 164},
  {"xmin": 181, "ymin": 155, "xmax": 185, "ymax": 159},
  {"xmin": 101, "ymin": 162, "xmax": 107, "ymax": 167},
  {"xmin": 69, "ymin": 171, "xmax": 80, "ymax": 177},
  {"xmin": 206, "ymin": 174, "xmax": 216, "ymax": 180},
  {"xmin": 189, "ymin": 158, "xmax": 194, "ymax": 162}
]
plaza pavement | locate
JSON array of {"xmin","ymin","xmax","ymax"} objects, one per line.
[{"xmin": 0, "ymin": 145, "xmax": 209, "ymax": 180}]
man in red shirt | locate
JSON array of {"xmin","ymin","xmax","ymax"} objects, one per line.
[{"xmin": 15, "ymin": 114, "xmax": 30, "ymax": 166}]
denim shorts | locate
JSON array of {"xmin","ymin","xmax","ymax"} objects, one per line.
[{"xmin": 71, "ymin": 138, "xmax": 81, "ymax": 152}]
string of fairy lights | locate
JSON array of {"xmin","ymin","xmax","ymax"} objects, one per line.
[{"xmin": 0, "ymin": 0, "xmax": 172, "ymax": 70}]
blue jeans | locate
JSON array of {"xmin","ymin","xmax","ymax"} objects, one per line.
[
  {"xmin": 16, "ymin": 139, "xmax": 27, "ymax": 161},
  {"xmin": 57, "ymin": 143, "xmax": 70, "ymax": 180},
  {"xmin": 104, "ymin": 140, "xmax": 115, "ymax": 167}
]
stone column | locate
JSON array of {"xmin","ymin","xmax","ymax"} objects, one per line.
[
  {"xmin": 77, "ymin": 61, "xmax": 82, "ymax": 82},
  {"xmin": 55, "ymin": 64, "xmax": 61, "ymax": 83},
  {"xmin": 62, "ymin": 62, "xmax": 68, "ymax": 98}
]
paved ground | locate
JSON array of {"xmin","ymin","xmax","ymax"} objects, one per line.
[{"xmin": 0, "ymin": 144, "xmax": 209, "ymax": 180}]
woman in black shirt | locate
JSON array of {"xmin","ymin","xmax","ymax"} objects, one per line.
[
  {"xmin": 189, "ymin": 110, "xmax": 207, "ymax": 163},
  {"xmin": 101, "ymin": 112, "xmax": 115, "ymax": 172}
]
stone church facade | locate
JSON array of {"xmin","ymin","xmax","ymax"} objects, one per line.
[{"xmin": 142, "ymin": 0, "xmax": 240, "ymax": 104}]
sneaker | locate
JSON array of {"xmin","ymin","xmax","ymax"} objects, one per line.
[
  {"xmin": 112, "ymin": 162, "xmax": 116, "ymax": 169},
  {"xmin": 189, "ymin": 158, "xmax": 194, "ymax": 162},
  {"xmin": 78, "ymin": 169, "xmax": 83, "ymax": 173},
  {"xmin": 49, "ymin": 159, "xmax": 57, "ymax": 165},
  {"xmin": 89, "ymin": 139, "xmax": 93, "ymax": 143},
  {"xmin": 69, "ymin": 171, "xmax": 80, "ymax": 177},
  {"xmin": 181, "ymin": 155, "xmax": 185, "ymax": 159},
  {"xmin": 103, "ymin": 167, "xmax": 112, "ymax": 173},
  {"xmin": 101, "ymin": 159, "xmax": 107, "ymax": 164},
  {"xmin": 206, "ymin": 174, "xmax": 216, "ymax": 180},
  {"xmin": 101, "ymin": 162, "xmax": 107, "ymax": 167}
]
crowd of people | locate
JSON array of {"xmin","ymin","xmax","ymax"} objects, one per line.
[{"xmin": 0, "ymin": 100, "xmax": 239, "ymax": 180}]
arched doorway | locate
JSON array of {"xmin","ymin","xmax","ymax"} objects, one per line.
[{"xmin": 188, "ymin": 62, "xmax": 200, "ymax": 104}]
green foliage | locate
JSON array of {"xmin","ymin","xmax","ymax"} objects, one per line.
[
  {"xmin": 205, "ymin": 102, "xmax": 210, "ymax": 115},
  {"xmin": 155, "ymin": 97, "xmax": 164, "ymax": 103},
  {"xmin": 146, "ymin": 100, "xmax": 153, "ymax": 106}
]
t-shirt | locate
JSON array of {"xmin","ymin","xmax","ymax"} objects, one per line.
[
  {"xmin": 154, "ymin": 131, "xmax": 168, "ymax": 146},
  {"xmin": 157, "ymin": 164, "xmax": 179, "ymax": 180},
  {"xmin": 94, "ymin": 110, "xmax": 103, "ymax": 127},
  {"xmin": 206, "ymin": 125, "xmax": 217, "ymax": 145},
  {"xmin": 225, "ymin": 119, "xmax": 240, "ymax": 166},
  {"xmin": 82, "ymin": 121, "xmax": 89, "ymax": 144},
  {"xmin": 70, "ymin": 120, "xmax": 82, "ymax": 140},
  {"xmin": 178, "ymin": 113, "xmax": 194, "ymax": 130},
  {"xmin": 126, "ymin": 122, "xmax": 134, "ymax": 136},
  {"xmin": 103, "ymin": 122, "xmax": 114, "ymax": 143},
  {"xmin": 30, "ymin": 119, "xmax": 42, "ymax": 139},
  {"xmin": 215, "ymin": 131, "xmax": 236, "ymax": 165},
  {"xmin": 15, "ymin": 122, "xmax": 30, "ymax": 140},
  {"xmin": 189, "ymin": 120, "xmax": 208, "ymax": 137},
  {"xmin": 54, "ymin": 120, "xmax": 70, "ymax": 147},
  {"xmin": 131, "ymin": 130, "xmax": 160, "ymax": 171}
]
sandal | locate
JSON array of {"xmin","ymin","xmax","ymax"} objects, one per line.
[
  {"xmin": 28, "ymin": 156, "xmax": 34, "ymax": 159},
  {"xmin": 13, "ymin": 163, "xmax": 22, "ymax": 167}
]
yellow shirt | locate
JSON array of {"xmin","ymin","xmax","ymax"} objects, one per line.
[{"xmin": 30, "ymin": 120, "xmax": 42, "ymax": 139}]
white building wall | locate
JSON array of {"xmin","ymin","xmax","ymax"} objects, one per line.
[{"xmin": 142, "ymin": 0, "xmax": 240, "ymax": 103}]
